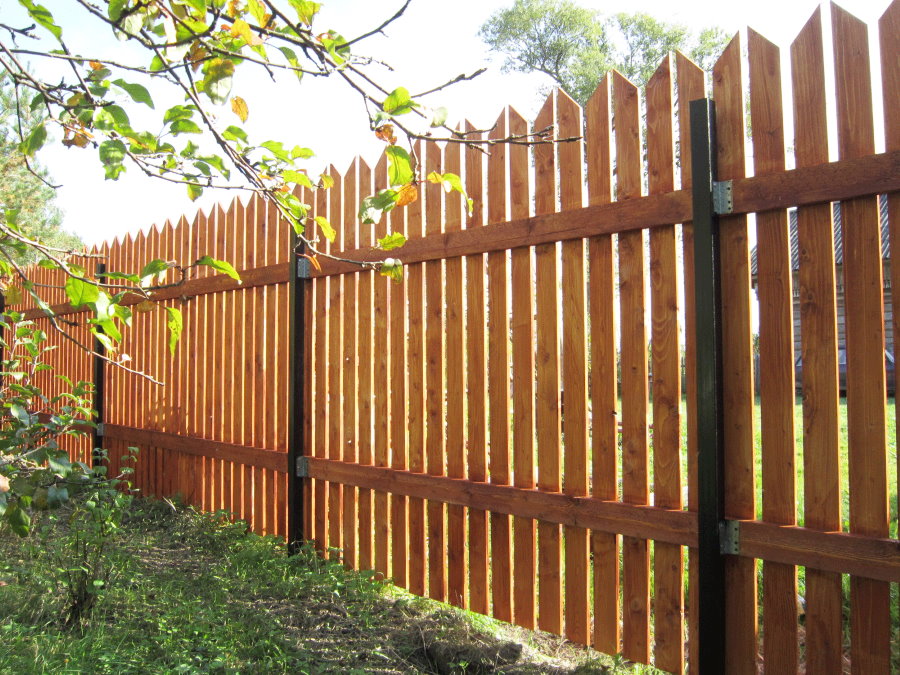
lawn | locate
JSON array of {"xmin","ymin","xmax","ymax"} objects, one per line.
[{"xmin": 0, "ymin": 498, "xmax": 662, "ymax": 675}]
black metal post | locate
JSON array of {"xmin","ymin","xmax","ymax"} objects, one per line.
[
  {"xmin": 690, "ymin": 98, "xmax": 727, "ymax": 674},
  {"xmin": 91, "ymin": 263, "xmax": 106, "ymax": 467},
  {"xmin": 287, "ymin": 234, "xmax": 307, "ymax": 554}
]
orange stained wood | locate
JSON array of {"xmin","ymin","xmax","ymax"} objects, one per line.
[
  {"xmin": 585, "ymin": 74, "xmax": 620, "ymax": 656},
  {"xmin": 646, "ymin": 54, "xmax": 684, "ymax": 675},
  {"xmin": 405, "ymin": 141, "xmax": 426, "ymax": 595},
  {"xmin": 374, "ymin": 153, "xmax": 393, "ymax": 578},
  {"xmin": 533, "ymin": 93, "xmax": 562, "ymax": 635},
  {"xmin": 613, "ymin": 70, "xmax": 650, "ymax": 667},
  {"xmin": 327, "ymin": 168, "xmax": 344, "ymax": 554},
  {"xmin": 832, "ymin": 5, "xmax": 891, "ymax": 673},
  {"xmin": 464, "ymin": 121, "xmax": 490, "ymax": 616},
  {"xmin": 487, "ymin": 110, "xmax": 512, "ymax": 623},
  {"xmin": 424, "ymin": 140, "xmax": 447, "ymax": 603},
  {"xmin": 509, "ymin": 105, "xmax": 537, "ymax": 630},
  {"xmin": 557, "ymin": 89, "xmax": 590, "ymax": 646},
  {"xmin": 713, "ymin": 35, "xmax": 759, "ymax": 675},
  {"xmin": 749, "ymin": 27, "xmax": 799, "ymax": 675},
  {"xmin": 356, "ymin": 159, "xmax": 374, "ymax": 570},
  {"xmin": 444, "ymin": 136, "xmax": 467, "ymax": 610},
  {"xmin": 389, "ymin": 178, "xmax": 410, "ymax": 589},
  {"xmin": 341, "ymin": 159, "xmax": 359, "ymax": 569},
  {"xmin": 313, "ymin": 183, "xmax": 330, "ymax": 554}
]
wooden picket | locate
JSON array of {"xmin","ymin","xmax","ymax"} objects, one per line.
[{"xmin": 8, "ymin": 5, "xmax": 899, "ymax": 673}]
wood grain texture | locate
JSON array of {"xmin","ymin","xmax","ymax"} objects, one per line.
[
  {"xmin": 424, "ymin": 141, "xmax": 447, "ymax": 603},
  {"xmin": 713, "ymin": 35, "xmax": 758, "ymax": 675},
  {"xmin": 557, "ymin": 89, "xmax": 590, "ymax": 646},
  {"xmin": 487, "ymin": 112, "xmax": 512, "ymax": 623},
  {"xmin": 373, "ymin": 154, "xmax": 391, "ymax": 577},
  {"xmin": 313, "ymin": 185, "xmax": 330, "ymax": 554},
  {"xmin": 748, "ymin": 28, "xmax": 798, "ymax": 675},
  {"xmin": 533, "ymin": 94, "xmax": 562, "ymax": 635},
  {"xmin": 790, "ymin": 11, "xmax": 843, "ymax": 672},
  {"xmin": 613, "ymin": 70, "xmax": 649, "ymax": 666},
  {"xmin": 646, "ymin": 55, "xmax": 683, "ymax": 675},
  {"xmin": 444, "ymin": 135, "xmax": 467, "ymax": 610},
  {"xmin": 327, "ymin": 168, "xmax": 344, "ymax": 555},
  {"xmin": 357, "ymin": 160, "xmax": 374, "ymax": 571},
  {"xmin": 832, "ymin": 5, "xmax": 891, "ymax": 672},
  {"xmin": 508, "ymin": 107, "xmax": 536, "ymax": 629},
  {"xmin": 341, "ymin": 160, "xmax": 359, "ymax": 568},
  {"xmin": 585, "ymin": 75, "xmax": 620, "ymax": 656},
  {"xmin": 464, "ymin": 121, "xmax": 490, "ymax": 616}
]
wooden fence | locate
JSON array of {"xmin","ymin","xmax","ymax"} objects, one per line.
[{"xmin": 9, "ymin": 3, "xmax": 900, "ymax": 673}]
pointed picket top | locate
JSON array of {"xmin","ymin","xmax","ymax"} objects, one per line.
[
  {"xmin": 534, "ymin": 92, "xmax": 557, "ymax": 216},
  {"xmin": 748, "ymin": 28, "xmax": 786, "ymax": 176},
  {"xmin": 443, "ymin": 126, "xmax": 464, "ymax": 231},
  {"xmin": 586, "ymin": 73, "xmax": 613, "ymax": 205},
  {"xmin": 831, "ymin": 1, "xmax": 876, "ymax": 159},
  {"xmin": 646, "ymin": 53, "xmax": 675, "ymax": 195},
  {"xmin": 463, "ymin": 119, "xmax": 485, "ymax": 230},
  {"xmin": 423, "ymin": 138, "xmax": 444, "ymax": 238},
  {"xmin": 881, "ymin": 0, "xmax": 899, "ymax": 151},
  {"xmin": 712, "ymin": 33, "xmax": 747, "ymax": 179},
  {"xmin": 556, "ymin": 88, "xmax": 584, "ymax": 210},
  {"xmin": 402, "ymin": 139, "xmax": 423, "ymax": 238},
  {"xmin": 357, "ymin": 157, "xmax": 374, "ymax": 246},
  {"xmin": 342, "ymin": 157, "xmax": 358, "ymax": 250}
]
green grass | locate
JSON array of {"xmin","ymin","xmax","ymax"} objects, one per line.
[{"xmin": 0, "ymin": 498, "xmax": 653, "ymax": 674}]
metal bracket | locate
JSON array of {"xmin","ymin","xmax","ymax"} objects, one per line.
[
  {"xmin": 719, "ymin": 520, "xmax": 740, "ymax": 555},
  {"xmin": 712, "ymin": 180, "xmax": 733, "ymax": 215},
  {"xmin": 295, "ymin": 455, "xmax": 309, "ymax": 478},
  {"xmin": 96, "ymin": 423, "xmax": 105, "ymax": 438},
  {"xmin": 296, "ymin": 257, "xmax": 311, "ymax": 280}
]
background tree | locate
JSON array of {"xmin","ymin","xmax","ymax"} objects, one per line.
[
  {"xmin": 0, "ymin": 72, "xmax": 82, "ymax": 266},
  {"xmin": 480, "ymin": 0, "xmax": 728, "ymax": 104}
]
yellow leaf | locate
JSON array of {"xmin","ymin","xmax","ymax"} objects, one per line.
[
  {"xmin": 89, "ymin": 61, "xmax": 104, "ymax": 70},
  {"xmin": 230, "ymin": 18, "xmax": 263, "ymax": 46},
  {"xmin": 395, "ymin": 183, "xmax": 418, "ymax": 208},
  {"xmin": 4, "ymin": 286, "xmax": 22, "ymax": 305},
  {"xmin": 230, "ymin": 96, "xmax": 249, "ymax": 122},
  {"xmin": 134, "ymin": 300, "xmax": 157, "ymax": 313}
]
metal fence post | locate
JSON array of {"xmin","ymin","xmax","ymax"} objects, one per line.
[
  {"xmin": 690, "ymin": 98, "xmax": 727, "ymax": 674},
  {"xmin": 287, "ymin": 234, "xmax": 308, "ymax": 554},
  {"xmin": 91, "ymin": 263, "xmax": 106, "ymax": 467}
]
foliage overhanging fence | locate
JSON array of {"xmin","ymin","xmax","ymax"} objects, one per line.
[{"xmin": 9, "ymin": 3, "xmax": 900, "ymax": 673}]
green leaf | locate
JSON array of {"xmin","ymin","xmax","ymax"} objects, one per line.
[
  {"xmin": 98, "ymin": 140, "xmax": 127, "ymax": 179},
  {"xmin": 201, "ymin": 58, "xmax": 235, "ymax": 105},
  {"xmin": 291, "ymin": 146, "xmax": 315, "ymax": 159},
  {"xmin": 314, "ymin": 216, "xmax": 336, "ymax": 243},
  {"xmin": 382, "ymin": 87, "xmax": 415, "ymax": 116},
  {"xmin": 107, "ymin": 0, "xmax": 127, "ymax": 21},
  {"xmin": 65, "ymin": 277, "xmax": 100, "ymax": 308},
  {"xmin": 139, "ymin": 259, "xmax": 172, "ymax": 286},
  {"xmin": 358, "ymin": 189, "xmax": 398, "ymax": 225},
  {"xmin": 196, "ymin": 256, "xmax": 241, "ymax": 282},
  {"xmin": 19, "ymin": 0, "xmax": 62, "ymax": 40},
  {"xmin": 165, "ymin": 307, "xmax": 182, "ymax": 356},
  {"xmin": 222, "ymin": 125, "xmax": 248, "ymax": 143},
  {"xmin": 6, "ymin": 503, "xmax": 30, "ymax": 537},
  {"xmin": 376, "ymin": 232, "xmax": 407, "ymax": 251},
  {"xmin": 170, "ymin": 118, "xmax": 203, "ymax": 135},
  {"xmin": 46, "ymin": 485, "xmax": 68, "ymax": 508},
  {"xmin": 427, "ymin": 171, "xmax": 474, "ymax": 215},
  {"xmin": 379, "ymin": 258, "xmax": 404, "ymax": 283},
  {"xmin": 113, "ymin": 79, "xmax": 154, "ymax": 108},
  {"xmin": 385, "ymin": 146, "xmax": 414, "ymax": 186},
  {"xmin": 288, "ymin": 0, "xmax": 321, "ymax": 25},
  {"xmin": 18, "ymin": 122, "xmax": 47, "ymax": 156},
  {"xmin": 187, "ymin": 183, "xmax": 203, "ymax": 201},
  {"xmin": 277, "ymin": 46, "xmax": 304, "ymax": 81},
  {"xmin": 282, "ymin": 170, "xmax": 313, "ymax": 189},
  {"xmin": 9, "ymin": 403, "xmax": 30, "ymax": 425},
  {"xmin": 163, "ymin": 104, "xmax": 196, "ymax": 123}
]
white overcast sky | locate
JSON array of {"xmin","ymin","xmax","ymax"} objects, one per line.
[{"xmin": 8, "ymin": 0, "xmax": 893, "ymax": 246}]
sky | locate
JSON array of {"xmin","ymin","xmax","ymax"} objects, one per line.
[{"xmin": 6, "ymin": 0, "xmax": 894, "ymax": 246}]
